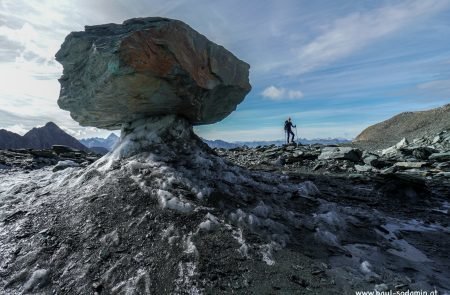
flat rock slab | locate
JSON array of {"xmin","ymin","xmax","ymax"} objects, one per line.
[
  {"xmin": 56, "ymin": 17, "xmax": 251, "ymax": 129},
  {"xmin": 429, "ymin": 152, "xmax": 450, "ymax": 162},
  {"xmin": 318, "ymin": 147, "xmax": 362, "ymax": 162},
  {"xmin": 394, "ymin": 162, "xmax": 427, "ymax": 169}
]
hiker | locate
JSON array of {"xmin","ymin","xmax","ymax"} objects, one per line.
[{"xmin": 284, "ymin": 117, "xmax": 296, "ymax": 143}]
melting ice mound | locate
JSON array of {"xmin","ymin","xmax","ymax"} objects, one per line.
[
  {"xmin": 90, "ymin": 115, "xmax": 301, "ymax": 218},
  {"xmin": 0, "ymin": 113, "xmax": 324, "ymax": 293}
]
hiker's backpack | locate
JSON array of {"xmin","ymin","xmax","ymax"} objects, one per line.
[{"xmin": 284, "ymin": 120, "xmax": 289, "ymax": 131}]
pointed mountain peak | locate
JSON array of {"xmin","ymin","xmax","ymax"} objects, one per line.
[
  {"xmin": 43, "ymin": 122, "xmax": 60, "ymax": 129},
  {"xmin": 22, "ymin": 122, "xmax": 88, "ymax": 151},
  {"xmin": 107, "ymin": 133, "xmax": 119, "ymax": 140}
]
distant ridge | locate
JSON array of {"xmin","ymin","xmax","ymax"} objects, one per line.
[
  {"xmin": 0, "ymin": 122, "xmax": 90, "ymax": 151},
  {"xmin": 80, "ymin": 136, "xmax": 350, "ymax": 151},
  {"xmin": 1, "ymin": 123, "xmax": 352, "ymax": 151},
  {"xmin": 202, "ymin": 138, "xmax": 350, "ymax": 149},
  {"xmin": 202, "ymin": 139, "xmax": 239, "ymax": 149},
  {"xmin": 80, "ymin": 133, "xmax": 119, "ymax": 150},
  {"xmin": 0, "ymin": 129, "xmax": 24, "ymax": 149},
  {"xmin": 355, "ymin": 104, "xmax": 450, "ymax": 146}
]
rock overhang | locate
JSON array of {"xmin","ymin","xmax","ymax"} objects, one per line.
[{"xmin": 56, "ymin": 17, "xmax": 251, "ymax": 130}]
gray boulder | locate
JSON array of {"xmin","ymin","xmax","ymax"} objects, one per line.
[
  {"xmin": 52, "ymin": 145, "xmax": 81, "ymax": 154},
  {"xmin": 272, "ymin": 156, "xmax": 286, "ymax": 166},
  {"xmin": 56, "ymin": 17, "xmax": 251, "ymax": 129},
  {"xmin": 297, "ymin": 181, "xmax": 320, "ymax": 198},
  {"xmin": 381, "ymin": 138, "xmax": 408, "ymax": 157},
  {"xmin": 429, "ymin": 152, "xmax": 450, "ymax": 162},
  {"xmin": 355, "ymin": 164, "xmax": 373, "ymax": 172},
  {"xmin": 362, "ymin": 151, "xmax": 379, "ymax": 166},
  {"xmin": 30, "ymin": 150, "xmax": 56, "ymax": 158},
  {"xmin": 411, "ymin": 147, "xmax": 437, "ymax": 160},
  {"xmin": 53, "ymin": 160, "xmax": 80, "ymax": 172},
  {"xmin": 435, "ymin": 171, "xmax": 450, "ymax": 178},
  {"xmin": 394, "ymin": 162, "xmax": 427, "ymax": 169},
  {"xmin": 318, "ymin": 147, "xmax": 362, "ymax": 162}
]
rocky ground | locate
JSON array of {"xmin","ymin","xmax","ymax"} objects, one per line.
[
  {"xmin": 213, "ymin": 130, "xmax": 450, "ymax": 294},
  {"xmin": 0, "ymin": 145, "xmax": 101, "ymax": 171},
  {"xmin": 0, "ymin": 119, "xmax": 449, "ymax": 294},
  {"xmin": 217, "ymin": 130, "xmax": 450, "ymax": 178}
]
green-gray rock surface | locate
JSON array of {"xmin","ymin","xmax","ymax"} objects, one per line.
[{"xmin": 56, "ymin": 17, "xmax": 251, "ymax": 129}]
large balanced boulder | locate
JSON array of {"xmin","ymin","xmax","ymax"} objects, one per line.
[{"xmin": 56, "ymin": 17, "xmax": 251, "ymax": 129}]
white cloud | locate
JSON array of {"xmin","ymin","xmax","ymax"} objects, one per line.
[
  {"xmin": 262, "ymin": 86, "xmax": 284, "ymax": 99},
  {"xmin": 59, "ymin": 125, "xmax": 86, "ymax": 138},
  {"xmin": 287, "ymin": 90, "xmax": 304, "ymax": 99},
  {"xmin": 285, "ymin": 0, "xmax": 449, "ymax": 75},
  {"xmin": 261, "ymin": 85, "xmax": 304, "ymax": 100},
  {"xmin": 0, "ymin": 22, "xmax": 59, "ymax": 62}
]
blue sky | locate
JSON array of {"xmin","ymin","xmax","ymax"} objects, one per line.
[{"xmin": 0, "ymin": 0, "xmax": 449, "ymax": 141}]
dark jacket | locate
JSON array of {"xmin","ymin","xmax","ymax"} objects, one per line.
[{"xmin": 284, "ymin": 121, "xmax": 295, "ymax": 131}]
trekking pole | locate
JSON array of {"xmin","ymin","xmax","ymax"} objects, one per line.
[{"xmin": 295, "ymin": 127, "xmax": 298, "ymax": 144}]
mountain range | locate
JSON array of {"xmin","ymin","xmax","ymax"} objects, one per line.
[
  {"xmin": 79, "ymin": 133, "xmax": 119, "ymax": 150},
  {"xmin": 355, "ymin": 103, "xmax": 450, "ymax": 148},
  {"xmin": 0, "ymin": 122, "xmax": 89, "ymax": 151},
  {"xmin": 2, "ymin": 103, "xmax": 447, "ymax": 152},
  {"xmin": 202, "ymin": 138, "xmax": 351, "ymax": 149},
  {"xmin": 0, "ymin": 122, "xmax": 352, "ymax": 152},
  {"xmin": 79, "ymin": 136, "xmax": 351, "ymax": 150}
]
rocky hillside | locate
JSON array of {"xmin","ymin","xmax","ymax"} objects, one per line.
[
  {"xmin": 355, "ymin": 104, "xmax": 450, "ymax": 148},
  {"xmin": 0, "ymin": 130, "xmax": 24, "ymax": 149},
  {"xmin": 23, "ymin": 122, "xmax": 89, "ymax": 151},
  {"xmin": 0, "ymin": 122, "xmax": 89, "ymax": 152}
]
